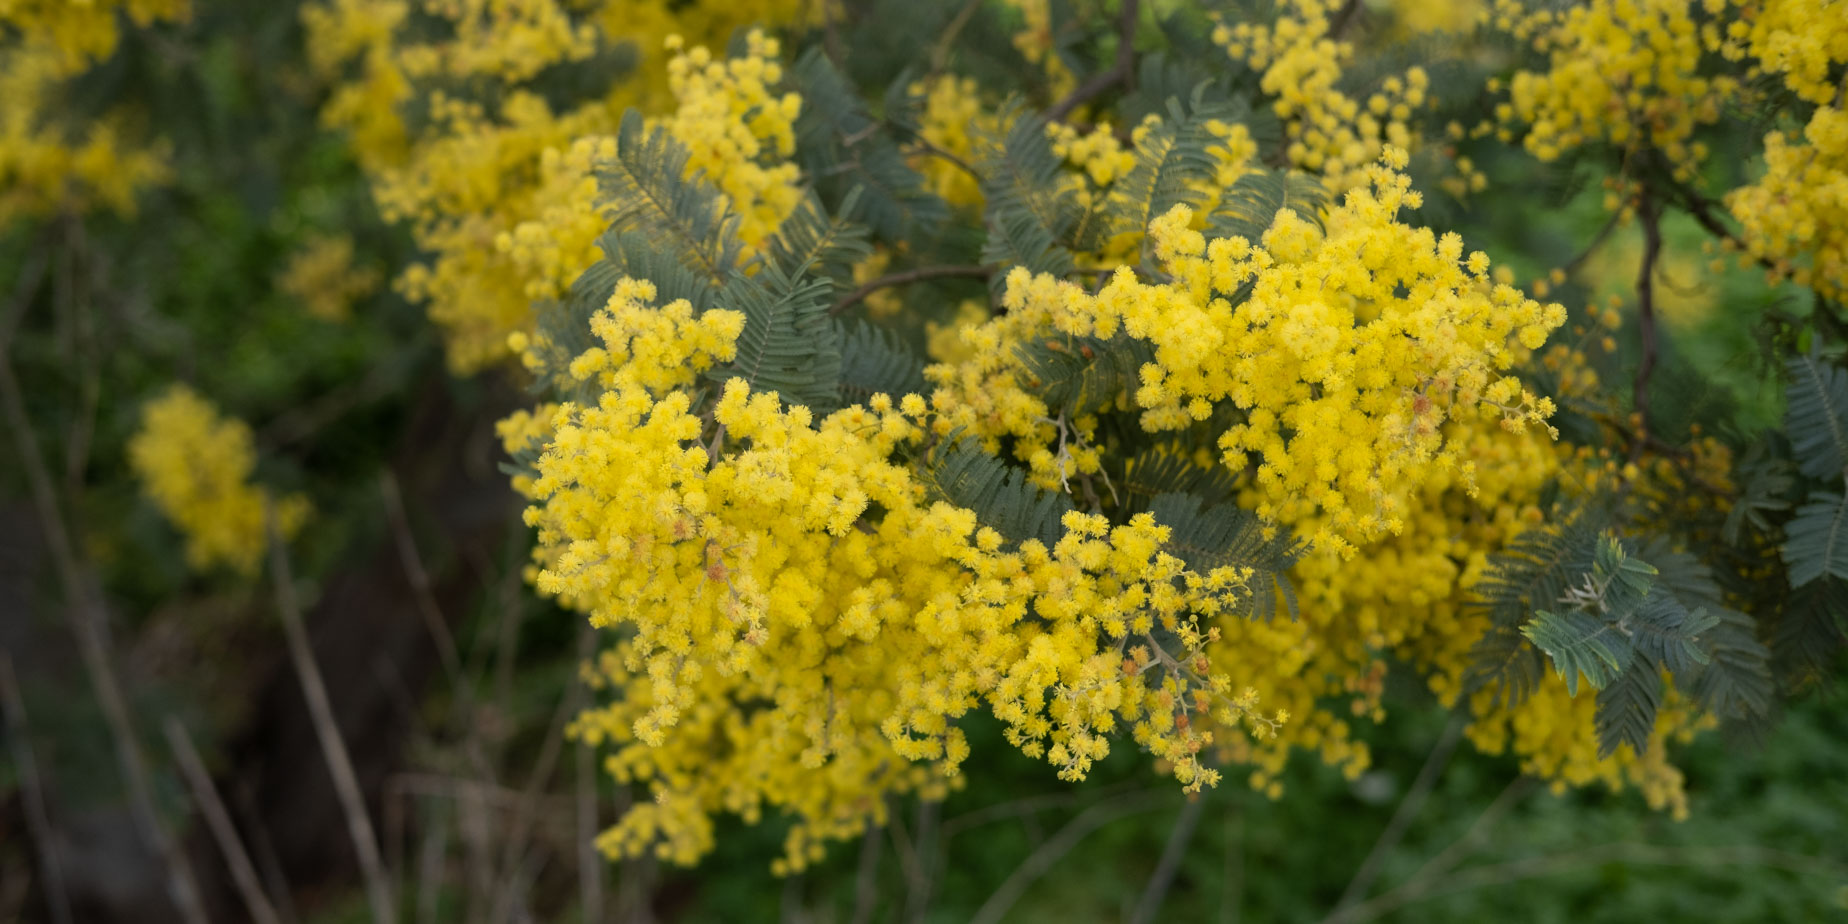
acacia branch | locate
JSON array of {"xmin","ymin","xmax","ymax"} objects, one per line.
[
  {"xmin": 1632, "ymin": 193, "xmax": 1664, "ymax": 460},
  {"xmin": 829, "ymin": 264, "xmax": 995, "ymax": 315},
  {"xmin": 1045, "ymin": 0, "xmax": 1139, "ymax": 121}
]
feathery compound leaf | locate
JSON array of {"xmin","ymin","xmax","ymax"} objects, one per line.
[
  {"xmin": 976, "ymin": 101, "xmax": 1085, "ymax": 262},
  {"xmin": 1147, "ymin": 493, "xmax": 1306, "ymax": 620},
  {"xmin": 1464, "ymin": 625, "xmax": 1548, "ymax": 707},
  {"xmin": 1688, "ymin": 606, "xmax": 1774, "ymax": 724},
  {"xmin": 1769, "ymin": 576, "xmax": 1848, "ymax": 688},
  {"xmin": 919, "ymin": 438, "xmax": 1073, "ymax": 548},
  {"xmin": 597, "ymin": 109, "xmax": 742, "ymax": 280},
  {"xmin": 1782, "ymin": 490, "xmax": 1848, "ymax": 587},
  {"xmin": 1785, "ymin": 352, "xmax": 1848, "ymax": 480},
  {"xmin": 1626, "ymin": 590, "xmax": 1718, "ymax": 674},
  {"xmin": 836, "ymin": 319, "xmax": 926, "ymax": 405},
  {"xmin": 1594, "ymin": 535, "xmax": 1659, "ymax": 622},
  {"xmin": 708, "ymin": 264, "xmax": 843, "ymax": 413},
  {"xmin": 1107, "ymin": 88, "xmax": 1241, "ymax": 239},
  {"xmin": 789, "ymin": 49, "xmax": 947, "ymax": 241},
  {"xmin": 1521, "ymin": 608, "xmax": 1631, "ymax": 696},
  {"xmin": 1120, "ymin": 447, "xmax": 1239, "ymax": 510},
  {"xmin": 1722, "ymin": 444, "xmax": 1795, "ymax": 545},
  {"xmin": 1013, "ymin": 334, "xmax": 1154, "ymax": 415},
  {"xmin": 1594, "ymin": 652, "xmax": 1661, "ymax": 758},
  {"xmin": 1471, "ymin": 512, "xmax": 1607, "ymax": 629},
  {"xmin": 981, "ymin": 205, "xmax": 1078, "ymax": 281},
  {"xmin": 760, "ymin": 189, "xmax": 873, "ymax": 289},
  {"xmin": 1205, "ymin": 167, "xmax": 1329, "ymax": 244}
]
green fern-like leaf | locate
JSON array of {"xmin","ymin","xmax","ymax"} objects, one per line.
[
  {"xmin": 1013, "ymin": 334, "xmax": 1154, "ymax": 415},
  {"xmin": 1471, "ymin": 512, "xmax": 1607, "ymax": 629},
  {"xmin": 1769, "ymin": 575, "xmax": 1848, "ymax": 688},
  {"xmin": 1626, "ymin": 591, "xmax": 1718, "ymax": 674},
  {"xmin": 837, "ymin": 319, "xmax": 926, "ymax": 405},
  {"xmin": 708, "ymin": 264, "xmax": 842, "ymax": 413},
  {"xmin": 1785, "ymin": 352, "xmax": 1848, "ymax": 480},
  {"xmin": 788, "ymin": 49, "xmax": 947, "ymax": 241},
  {"xmin": 597, "ymin": 109, "xmax": 742, "ymax": 280},
  {"xmin": 976, "ymin": 102, "xmax": 1086, "ymax": 263},
  {"xmin": 1107, "ymin": 88, "xmax": 1241, "ymax": 239},
  {"xmin": 1120, "ymin": 447, "xmax": 1239, "ymax": 511},
  {"xmin": 1147, "ymin": 492, "xmax": 1305, "ymax": 620},
  {"xmin": 1205, "ymin": 168, "xmax": 1329, "ymax": 245},
  {"xmin": 982, "ymin": 205, "xmax": 1078, "ymax": 281},
  {"xmin": 759, "ymin": 188, "xmax": 873, "ymax": 288},
  {"xmin": 1464, "ymin": 625, "xmax": 1548, "ymax": 707},
  {"xmin": 1688, "ymin": 606, "xmax": 1774, "ymax": 724},
  {"xmin": 1522, "ymin": 608, "xmax": 1631, "ymax": 696},
  {"xmin": 920, "ymin": 438, "xmax": 1073, "ymax": 548},
  {"xmin": 1782, "ymin": 489, "xmax": 1848, "ymax": 587},
  {"xmin": 1594, "ymin": 652, "xmax": 1661, "ymax": 758}
]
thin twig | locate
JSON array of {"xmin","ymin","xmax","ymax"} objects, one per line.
[
  {"xmin": 576, "ymin": 625, "xmax": 604, "ymax": 924},
  {"xmin": 164, "ymin": 718, "xmax": 285, "ymax": 924},
  {"xmin": 1632, "ymin": 193, "xmax": 1664, "ymax": 461},
  {"xmin": 0, "ymin": 652, "xmax": 73, "ymax": 924},
  {"xmin": 928, "ymin": 0, "xmax": 985, "ymax": 76},
  {"xmin": 0, "ymin": 354, "xmax": 209, "ymax": 924},
  {"xmin": 1328, "ymin": 0, "xmax": 1365, "ymax": 40},
  {"xmin": 1129, "ymin": 794, "xmax": 1207, "ymax": 924},
  {"xmin": 968, "ymin": 791, "xmax": 1165, "ymax": 924},
  {"xmin": 379, "ymin": 473, "xmax": 466, "ymax": 687},
  {"xmin": 266, "ymin": 500, "xmax": 396, "ymax": 923},
  {"xmin": 1403, "ymin": 775, "xmax": 1537, "ymax": 887},
  {"xmin": 1557, "ymin": 210, "xmax": 1624, "ymax": 279},
  {"xmin": 829, "ymin": 264, "xmax": 995, "ymax": 316},
  {"xmin": 1328, "ymin": 711, "xmax": 1465, "ymax": 918},
  {"xmin": 488, "ymin": 679, "xmax": 578, "ymax": 917},
  {"xmin": 0, "ymin": 241, "xmax": 50, "ymax": 359},
  {"xmin": 1045, "ymin": 0, "xmax": 1140, "ymax": 122}
]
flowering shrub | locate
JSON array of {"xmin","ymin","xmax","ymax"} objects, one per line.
[{"xmin": 45, "ymin": 0, "xmax": 1848, "ymax": 889}]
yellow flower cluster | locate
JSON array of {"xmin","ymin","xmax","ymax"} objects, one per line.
[
  {"xmin": 0, "ymin": 0, "xmax": 190, "ymax": 221},
  {"xmin": 0, "ymin": 0, "xmax": 189, "ymax": 73},
  {"xmin": 930, "ymin": 150, "xmax": 1564, "ymax": 554},
  {"xmin": 513, "ymin": 284, "xmax": 1286, "ymax": 869},
  {"xmin": 277, "ymin": 233, "xmax": 382, "ymax": 322},
  {"xmin": 911, "ymin": 74, "xmax": 995, "ymax": 210},
  {"xmin": 1494, "ymin": 0, "xmax": 1735, "ymax": 179},
  {"xmin": 300, "ymin": 0, "xmax": 817, "ymax": 370},
  {"xmin": 1215, "ymin": 0, "xmax": 1430, "ymax": 191},
  {"xmin": 127, "ymin": 385, "xmax": 309, "ymax": 576},
  {"xmin": 1723, "ymin": 0, "xmax": 1848, "ymax": 297}
]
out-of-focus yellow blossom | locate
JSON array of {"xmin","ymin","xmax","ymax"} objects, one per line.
[
  {"xmin": 128, "ymin": 385, "xmax": 309, "ymax": 576},
  {"xmin": 300, "ymin": 0, "xmax": 820, "ymax": 371},
  {"xmin": 1390, "ymin": 0, "xmax": 1486, "ymax": 34},
  {"xmin": 0, "ymin": 0, "xmax": 190, "ymax": 74},
  {"xmin": 1214, "ymin": 0, "xmax": 1432, "ymax": 191},
  {"xmin": 1724, "ymin": 0, "xmax": 1848, "ymax": 298},
  {"xmin": 999, "ymin": 0, "xmax": 1077, "ymax": 100},
  {"xmin": 1492, "ymin": 0, "xmax": 1735, "ymax": 181},
  {"xmin": 911, "ymin": 74, "xmax": 995, "ymax": 209},
  {"xmin": 0, "ymin": 0, "xmax": 190, "ymax": 221},
  {"xmin": 278, "ymin": 233, "xmax": 382, "ymax": 322}
]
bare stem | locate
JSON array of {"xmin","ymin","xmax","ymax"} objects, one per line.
[
  {"xmin": 0, "ymin": 652, "xmax": 74, "ymax": 924},
  {"xmin": 1328, "ymin": 711, "xmax": 1465, "ymax": 920},
  {"xmin": 0, "ymin": 353, "xmax": 208, "ymax": 924},
  {"xmin": 164, "ymin": 717, "xmax": 285, "ymax": 924},
  {"xmin": 1632, "ymin": 193, "xmax": 1664, "ymax": 460},
  {"xmin": 266, "ymin": 500, "xmax": 397, "ymax": 923},
  {"xmin": 1045, "ymin": 0, "xmax": 1140, "ymax": 122},
  {"xmin": 829, "ymin": 264, "xmax": 995, "ymax": 316},
  {"xmin": 1129, "ymin": 794, "xmax": 1207, "ymax": 924},
  {"xmin": 968, "ymin": 791, "xmax": 1163, "ymax": 924}
]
